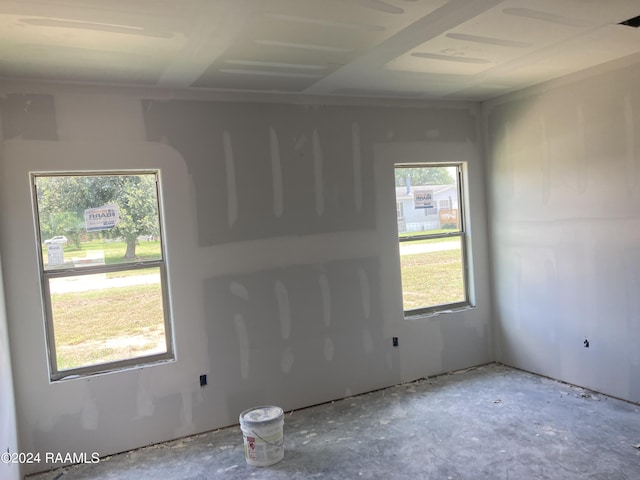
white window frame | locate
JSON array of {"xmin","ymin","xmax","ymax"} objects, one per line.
[
  {"xmin": 32, "ymin": 170, "xmax": 174, "ymax": 381},
  {"xmin": 396, "ymin": 163, "xmax": 471, "ymax": 316}
]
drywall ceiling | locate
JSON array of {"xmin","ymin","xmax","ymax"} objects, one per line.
[{"xmin": 0, "ymin": 0, "xmax": 639, "ymax": 100}]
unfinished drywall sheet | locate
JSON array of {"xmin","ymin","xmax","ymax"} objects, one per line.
[
  {"xmin": 0, "ymin": 85, "xmax": 489, "ymax": 476},
  {"xmin": 203, "ymin": 257, "xmax": 396, "ymax": 414},
  {"xmin": 485, "ymin": 58, "xmax": 640, "ymax": 404},
  {"xmin": 142, "ymin": 100, "xmax": 474, "ymax": 245},
  {"xmin": 0, "ymin": 252, "xmax": 20, "ymax": 480}
]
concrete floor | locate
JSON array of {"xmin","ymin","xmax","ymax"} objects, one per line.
[{"xmin": 29, "ymin": 363, "xmax": 640, "ymax": 480}]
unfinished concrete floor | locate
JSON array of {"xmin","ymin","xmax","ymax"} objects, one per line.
[{"xmin": 29, "ymin": 363, "xmax": 640, "ymax": 480}]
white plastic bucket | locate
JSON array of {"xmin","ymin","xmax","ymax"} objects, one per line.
[{"xmin": 239, "ymin": 405, "xmax": 284, "ymax": 467}]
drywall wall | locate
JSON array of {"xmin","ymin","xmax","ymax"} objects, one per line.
[
  {"xmin": 0, "ymin": 251, "xmax": 20, "ymax": 480},
  {"xmin": 484, "ymin": 57, "xmax": 640, "ymax": 403},
  {"xmin": 0, "ymin": 85, "xmax": 492, "ymax": 475}
]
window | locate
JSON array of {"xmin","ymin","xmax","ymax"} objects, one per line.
[
  {"xmin": 395, "ymin": 164, "xmax": 470, "ymax": 315},
  {"xmin": 32, "ymin": 172, "xmax": 173, "ymax": 380}
]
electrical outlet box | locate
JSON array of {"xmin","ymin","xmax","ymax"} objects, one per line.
[{"xmin": 199, "ymin": 374, "xmax": 207, "ymax": 387}]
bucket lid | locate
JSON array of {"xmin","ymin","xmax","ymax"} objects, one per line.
[{"xmin": 239, "ymin": 405, "xmax": 284, "ymax": 425}]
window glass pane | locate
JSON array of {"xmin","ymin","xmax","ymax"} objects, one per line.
[
  {"xmin": 399, "ymin": 234, "xmax": 465, "ymax": 311},
  {"xmin": 35, "ymin": 174, "xmax": 162, "ymax": 271},
  {"xmin": 395, "ymin": 166, "xmax": 460, "ymax": 235},
  {"xmin": 49, "ymin": 266, "xmax": 167, "ymax": 371},
  {"xmin": 34, "ymin": 171, "xmax": 172, "ymax": 379}
]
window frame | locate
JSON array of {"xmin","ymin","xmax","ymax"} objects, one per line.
[
  {"xmin": 31, "ymin": 170, "xmax": 174, "ymax": 381},
  {"xmin": 395, "ymin": 162, "xmax": 471, "ymax": 316}
]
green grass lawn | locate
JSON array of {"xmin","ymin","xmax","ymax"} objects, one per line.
[
  {"xmin": 52, "ymin": 282, "xmax": 166, "ymax": 370},
  {"xmin": 62, "ymin": 238, "xmax": 161, "ymax": 261},
  {"xmin": 400, "ymin": 249, "xmax": 465, "ymax": 311}
]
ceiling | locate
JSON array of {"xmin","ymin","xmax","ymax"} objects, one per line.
[{"xmin": 0, "ymin": 0, "xmax": 639, "ymax": 101}]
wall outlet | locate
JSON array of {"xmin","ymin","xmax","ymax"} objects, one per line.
[
  {"xmin": 199, "ymin": 374, "xmax": 207, "ymax": 387},
  {"xmin": 584, "ymin": 339, "xmax": 589, "ymax": 348},
  {"xmin": 393, "ymin": 337, "xmax": 399, "ymax": 347}
]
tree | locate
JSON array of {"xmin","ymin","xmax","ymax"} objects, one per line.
[
  {"xmin": 45, "ymin": 212, "xmax": 84, "ymax": 249},
  {"xmin": 110, "ymin": 176, "xmax": 160, "ymax": 259},
  {"xmin": 36, "ymin": 176, "xmax": 86, "ymax": 248},
  {"xmin": 35, "ymin": 174, "xmax": 160, "ymax": 259},
  {"xmin": 395, "ymin": 167, "xmax": 454, "ymax": 187}
]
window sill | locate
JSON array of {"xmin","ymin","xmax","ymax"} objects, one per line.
[
  {"xmin": 51, "ymin": 355, "xmax": 175, "ymax": 382},
  {"xmin": 404, "ymin": 304, "xmax": 475, "ymax": 321}
]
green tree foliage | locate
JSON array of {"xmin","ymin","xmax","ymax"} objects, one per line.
[
  {"xmin": 395, "ymin": 167, "xmax": 454, "ymax": 187},
  {"xmin": 36, "ymin": 174, "xmax": 159, "ymax": 259}
]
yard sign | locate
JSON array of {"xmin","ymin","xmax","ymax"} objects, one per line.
[
  {"xmin": 414, "ymin": 189, "xmax": 434, "ymax": 209},
  {"xmin": 84, "ymin": 205, "xmax": 120, "ymax": 232}
]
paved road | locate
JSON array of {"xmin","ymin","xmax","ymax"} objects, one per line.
[
  {"xmin": 50, "ymin": 273, "xmax": 160, "ymax": 294},
  {"xmin": 399, "ymin": 240, "xmax": 459, "ymax": 255}
]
